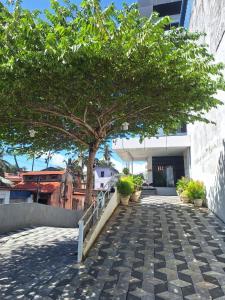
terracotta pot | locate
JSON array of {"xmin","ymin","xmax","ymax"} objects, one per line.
[
  {"xmin": 181, "ymin": 196, "xmax": 190, "ymax": 203},
  {"xmin": 120, "ymin": 195, "xmax": 130, "ymax": 206},
  {"xmin": 130, "ymin": 191, "xmax": 141, "ymax": 202},
  {"xmin": 193, "ymin": 199, "xmax": 203, "ymax": 207}
]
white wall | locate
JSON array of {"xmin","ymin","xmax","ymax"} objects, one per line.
[
  {"xmin": 0, "ymin": 190, "xmax": 10, "ymax": 204},
  {"xmin": 94, "ymin": 167, "xmax": 118, "ymax": 190},
  {"xmin": 0, "ymin": 203, "xmax": 82, "ymax": 233},
  {"xmin": 189, "ymin": 0, "xmax": 225, "ymax": 222}
]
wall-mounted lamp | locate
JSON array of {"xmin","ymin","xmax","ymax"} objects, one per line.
[
  {"xmin": 122, "ymin": 122, "xmax": 129, "ymax": 131},
  {"xmin": 29, "ymin": 129, "xmax": 36, "ymax": 138}
]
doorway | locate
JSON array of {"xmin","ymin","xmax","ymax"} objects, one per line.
[{"xmin": 152, "ymin": 156, "xmax": 185, "ymax": 187}]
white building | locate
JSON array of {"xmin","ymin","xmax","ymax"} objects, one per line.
[
  {"xmin": 114, "ymin": 0, "xmax": 225, "ymax": 220},
  {"xmin": 113, "ymin": 127, "xmax": 190, "ymax": 195},
  {"xmin": 0, "ymin": 176, "xmax": 12, "ymax": 204},
  {"xmin": 186, "ymin": 0, "xmax": 225, "ymax": 222},
  {"xmin": 139, "ymin": 0, "xmax": 182, "ymax": 26},
  {"xmin": 94, "ymin": 166, "xmax": 119, "ymax": 190}
]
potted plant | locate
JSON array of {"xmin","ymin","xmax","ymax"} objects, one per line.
[
  {"xmin": 130, "ymin": 175, "xmax": 143, "ymax": 202},
  {"xmin": 122, "ymin": 167, "xmax": 130, "ymax": 175},
  {"xmin": 187, "ymin": 180, "xmax": 206, "ymax": 207},
  {"xmin": 117, "ymin": 176, "xmax": 134, "ymax": 205},
  {"xmin": 176, "ymin": 177, "xmax": 190, "ymax": 199},
  {"xmin": 180, "ymin": 190, "xmax": 190, "ymax": 203}
]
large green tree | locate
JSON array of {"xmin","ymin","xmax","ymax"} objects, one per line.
[{"xmin": 0, "ymin": 0, "xmax": 224, "ymax": 205}]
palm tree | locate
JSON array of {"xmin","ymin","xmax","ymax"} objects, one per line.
[
  {"xmin": 6, "ymin": 147, "xmax": 20, "ymax": 170},
  {"xmin": 0, "ymin": 150, "xmax": 18, "ymax": 176},
  {"xmin": 103, "ymin": 144, "xmax": 113, "ymax": 163}
]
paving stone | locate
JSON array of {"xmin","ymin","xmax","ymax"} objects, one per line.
[{"xmin": 2, "ymin": 196, "xmax": 225, "ymax": 299}]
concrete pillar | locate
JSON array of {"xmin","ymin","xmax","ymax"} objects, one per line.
[
  {"xmin": 147, "ymin": 156, "xmax": 153, "ymax": 184},
  {"xmin": 184, "ymin": 148, "xmax": 191, "ymax": 178}
]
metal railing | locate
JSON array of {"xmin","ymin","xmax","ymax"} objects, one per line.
[{"xmin": 77, "ymin": 175, "xmax": 119, "ymax": 262}]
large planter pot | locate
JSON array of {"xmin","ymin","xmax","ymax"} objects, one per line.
[
  {"xmin": 120, "ymin": 195, "xmax": 130, "ymax": 206},
  {"xmin": 181, "ymin": 196, "xmax": 190, "ymax": 203},
  {"xmin": 193, "ymin": 198, "xmax": 203, "ymax": 207},
  {"xmin": 130, "ymin": 191, "xmax": 141, "ymax": 202}
]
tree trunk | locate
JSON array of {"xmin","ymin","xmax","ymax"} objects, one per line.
[
  {"xmin": 13, "ymin": 154, "xmax": 20, "ymax": 170},
  {"xmin": 31, "ymin": 155, "xmax": 35, "ymax": 171},
  {"xmin": 85, "ymin": 143, "xmax": 98, "ymax": 207}
]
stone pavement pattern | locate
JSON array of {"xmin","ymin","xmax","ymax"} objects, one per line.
[
  {"xmin": 2, "ymin": 196, "xmax": 225, "ymax": 299},
  {"xmin": 0, "ymin": 227, "xmax": 78, "ymax": 299}
]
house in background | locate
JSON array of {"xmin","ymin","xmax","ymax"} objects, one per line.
[
  {"xmin": 94, "ymin": 166, "xmax": 119, "ymax": 190},
  {"xmin": 14, "ymin": 170, "xmax": 74, "ymax": 210},
  {"xmin": 0, "ymin": 176, "xmax": 13, "ymax": 204}
]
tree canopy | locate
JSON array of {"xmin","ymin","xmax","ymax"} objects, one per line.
[{"xmin": 0, "ymin": 0, "xmax": 224, "ymax": 203}]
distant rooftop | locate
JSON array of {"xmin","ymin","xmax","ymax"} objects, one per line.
[{"xmin": 22, "ymin": 170, "xmax": 66, "ymax": 176}]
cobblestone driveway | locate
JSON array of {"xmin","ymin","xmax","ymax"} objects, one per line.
[{"xmin": 2, "ymin": 196, "xmax": 225, "ymax": 299}]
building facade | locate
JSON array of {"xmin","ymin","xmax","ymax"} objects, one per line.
[
  {"xmin": 14, "ymin": 170, "xmax": 74, "ymax": 210},
  {"xmin": 0, "ymin": 176, "xmax": 11, "ymax": 205},
  {"xmin": 114, "ymin": 0, "xmax": 225, "ymax": 216},
  {"xmin": 113, "ymin": 128, "xmax": 190, "ymax": 194},
  {"xmin": 139, "ymin": 0, "xmax": 182, "ymax": 26},
  {"xmin": 94, "ymin": 166, "xmax": 119, "ymax": 190},
  {"xmin": 186, "ymin": 0, "xmax": 225, "ymax": 222}
]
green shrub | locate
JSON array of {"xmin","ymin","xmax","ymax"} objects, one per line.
[
  {"xmin": 122, "ymin": 167, "xmax": 130, "ymax": 175},
  {"xmin": 180, "ymin": 190, "xmax": 189, "ymax": 198},
  {"xmin": 132, "ymin": 175, "xmax": 144, "ymax": 191},
  {"xmin": 176, "ymin": 177, "xmax": 190, "ymax": 195},
  {"xmin": 117, "ymin": 176, "xmax": 134, "ymax": 196},
  {"xmin": 186, "ymin": 180, "xmax": 206, "ymax": 200}
]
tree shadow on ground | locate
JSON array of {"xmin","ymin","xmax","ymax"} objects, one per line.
[{"xmin": 0, "ymin": 228, "xmax": 79, "ymax": 299}]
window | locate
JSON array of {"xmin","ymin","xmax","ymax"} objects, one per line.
[
  {"xmin": 153, "ymin": 1, "xmax": 182, "ymax": 17},
  {"xmin": 0, "ymin": 198, "xmax": 4, "ymax": 204},
  {"xmin": 100, "ymin": 183, "xmax": 104, "ymax": 188},
  {"xmin": 100, "ymin": 171, "xmax": 104, "ymax": 178},
  {"xmin": 51, "ymin": 175, "xmax": 58, "ymax": 180}
]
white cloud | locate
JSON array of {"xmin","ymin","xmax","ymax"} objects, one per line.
[
  {"xmin": 51, "ymin": 153, "xmax": 67, "ymax": 167},
  {"xmin": 111, "ymin": 158, "xmax": 124, "ymax": 173},
  {"xmin": 111, "ymin": 158, "xmax": 146, "ymax": 174},
  {"xmin": 41, "ymin": 153, "xmax": 66, "ymax": 168},
  {"xmin": 133, "ymin": 162, "xmax": 147, "ymax": 174}
]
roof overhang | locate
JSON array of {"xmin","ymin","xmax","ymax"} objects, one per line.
[{"xmin": 113, "ymin": 135, "xmax": 191, "ymax": 162}]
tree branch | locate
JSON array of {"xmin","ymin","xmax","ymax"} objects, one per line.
[{"xmin": 33, "ymin": 107, "xmax": 99, "ymax": 139}]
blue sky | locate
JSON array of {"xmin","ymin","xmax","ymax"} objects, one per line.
[
  {"xmin": 3, "ymin": 0, "xmax": 146, "ymax": 173},
  {"xmin": 4, "ymin": 0, "xmax": 136, "ymax": 10}
]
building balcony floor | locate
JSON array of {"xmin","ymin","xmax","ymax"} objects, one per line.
[{"xmin": 1, "ymin": 196, "xmax": 225, "ymax": 299}]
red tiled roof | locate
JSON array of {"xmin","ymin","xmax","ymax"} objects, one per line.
[
  {"xmin": 22, "ymin": 171, "xmax": 65, "ymax": 176},
  {"xmin": 14, "ymin": 182, "xmax": 61, "ymax": 193},
  {"xmin": 4, "ymin": 173, "xmax": 22, "ymax": 183}
]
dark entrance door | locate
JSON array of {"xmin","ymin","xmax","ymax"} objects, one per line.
[
  {"xmin": 152, "ymin": 156, "xmax": 185, "ymax": 187},
  {"xmin": 34, "ymin": 193, "xmax": 50, "ymax": 205}
]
